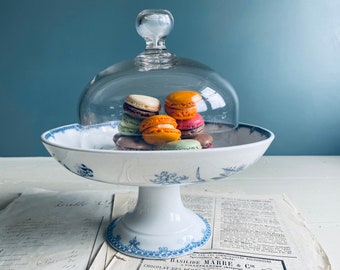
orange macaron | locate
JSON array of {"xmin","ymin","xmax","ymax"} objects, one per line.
[
  {"xmin": 164, "ymin": 90, "xmax": 202, "ymax": 120},
  {"xmin": 140, "ymin": 115, "xmax": 181, "ymax": 145}
]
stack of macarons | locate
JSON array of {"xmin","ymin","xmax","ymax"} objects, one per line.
[
  {"xmin": 116, "ymin": 94, "xmax": 161, "ymax": 150},
  {"xmin": 118, "ymin": 94, "xmax": 161, "ymax": 136},
  {"xmin": 164, "ymin": 90, "xmax": 213, "ymax": 149},
  {"xmin": 164, "ymin": 90, "xmax": 204, "ymax": 137},
  {"xmin": 114, "ymin": 91, "xmax": 213, "ymax": 151}
]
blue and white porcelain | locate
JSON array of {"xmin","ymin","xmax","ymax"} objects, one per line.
[
  {"xmin": 41, "ymin": 122, "xmax": 273, "ymax": 186},
  {"xmin": 41, "ymin": 121, "xmax": 273, "ymax": 259},
  {"xmin": 106, "ymin": 186, "xmax": 211, "ymax": 259}
]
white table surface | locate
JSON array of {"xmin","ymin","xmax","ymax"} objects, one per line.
[{"xmin": 1, "ymin": 156, "xmax": 339, "ymax": 269}]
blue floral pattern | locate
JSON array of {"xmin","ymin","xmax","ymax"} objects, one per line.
[
  {"xmin": 195, "ymin": 167, "xmax": 207, "ymax": 182},
  {"xmin": 76, "ymin": 163, "xmax": 94, "ymax": 178},
  {"xmin": 43, "ymin": 124, "xmax": 82, "ymax": 140},
  {"xmin": 106, "ymin": 215, "xmax": 211, "ymax": 259},
  {"xmin": 150, "ymin": 171, "xmax": 189, "ymax": 184},
  {"xmin": 149, "ymin": 165, "xmax": 248, "ymax": 185},
  {"xmin": 211, "ymin": 165, "xmax": 247, "ymax": 180}
]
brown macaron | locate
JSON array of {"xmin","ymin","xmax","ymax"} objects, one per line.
[
  {"xmin": 193, "ymin": 133, "xmax": 213, "ymax": 149},
  {"xmin": 123, "ymin": 94, "xmax": 161, "ymax": 119},
  {"xmin": 115, "ymin": 136, "xmax": 153, "ymax": 151}
]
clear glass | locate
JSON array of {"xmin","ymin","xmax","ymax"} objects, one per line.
[{"xmin": 78, "ymin": 9, "xmax": 239, "ymax": 140}]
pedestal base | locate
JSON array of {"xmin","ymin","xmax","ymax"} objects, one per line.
[{"xmin": 106, "ymin": 186, "xmax": 211, "ymax": 259}]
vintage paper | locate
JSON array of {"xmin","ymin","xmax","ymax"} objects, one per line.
[
  {"xmin": 0, "ymin": 189, "xmax": 330, "ymax": 270},
  {"xmin": 0, "ymin": 189, "xmax": 113, "ymax": 270},
  {"xmin": 89, "ymin": 191, "xmax": 330, "ymax": 270}
]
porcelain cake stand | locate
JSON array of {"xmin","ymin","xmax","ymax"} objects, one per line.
[
  {"xmin": 106, "ymin": 186, "xmax": 211, "ymax": 258},
  {"xmin": 41, "ymin": 121, "xmax": 274, "ymax": 259}
]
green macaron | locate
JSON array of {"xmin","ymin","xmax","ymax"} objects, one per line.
[
  {"xmin": 118, "ymin": 113, "xmax": 142, "ymax": 136},
  {"xmin": 158, "ymin": 139, "xmax": 202, "ymax": 150}
]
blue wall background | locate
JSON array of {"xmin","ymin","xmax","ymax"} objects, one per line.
[{"xmin": 1, "ymin": 0, "xmax": 340, "ymax": 156}]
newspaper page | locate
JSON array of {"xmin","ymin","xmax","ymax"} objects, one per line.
[{"xmin": 89, "ymin": 191, "xmax": 331, "ymax": 270}]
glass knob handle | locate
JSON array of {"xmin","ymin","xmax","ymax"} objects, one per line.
[{"xmin": 136, "ymin": 9, "xmax": 174, "ymax": 50}]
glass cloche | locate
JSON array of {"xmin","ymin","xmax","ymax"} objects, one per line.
[{"xmin": 78, "ymin": 9, "xmax": 239, "ymax": 147}]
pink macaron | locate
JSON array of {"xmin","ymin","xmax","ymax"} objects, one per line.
[{"xmin": 176, "ymin": 113, "xmax": 205, "ymax": 138}]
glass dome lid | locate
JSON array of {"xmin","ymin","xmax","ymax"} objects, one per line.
[{"xmin": 78, "ymin": 9, "xmax": 239, "ymax": 146}]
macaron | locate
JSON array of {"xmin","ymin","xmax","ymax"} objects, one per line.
[
  {"xmin": 123, "ymin": 94, "xmax": 161, "ymax": 119},
  {"xmin": 113, "ymin": 133, "xmax": 123, "ymax": 143},
  {"xmin": 115, "ymin": 135, "xmax": 153, "ymax": 151},
  {"xmin": 176, "ymin": 113, "xmax": 205, "ymax": 138},
  {"xmin": 164, "ymin": 90, "xmax": 202, "ymax": 120},
  {"xmin": 193, "ymin": 133, "xmax": 214, "ymax": 149},
  {"xmin": 118, "ymin": 113, "xmax": 142, "ymax": 136},
  {"xmin": 140, "ymin": 115, "xmax": 181, "ymax": 145},
  {"xmin": 158, "ymin": 139, "xmax": 202, "ymax": 150}
]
